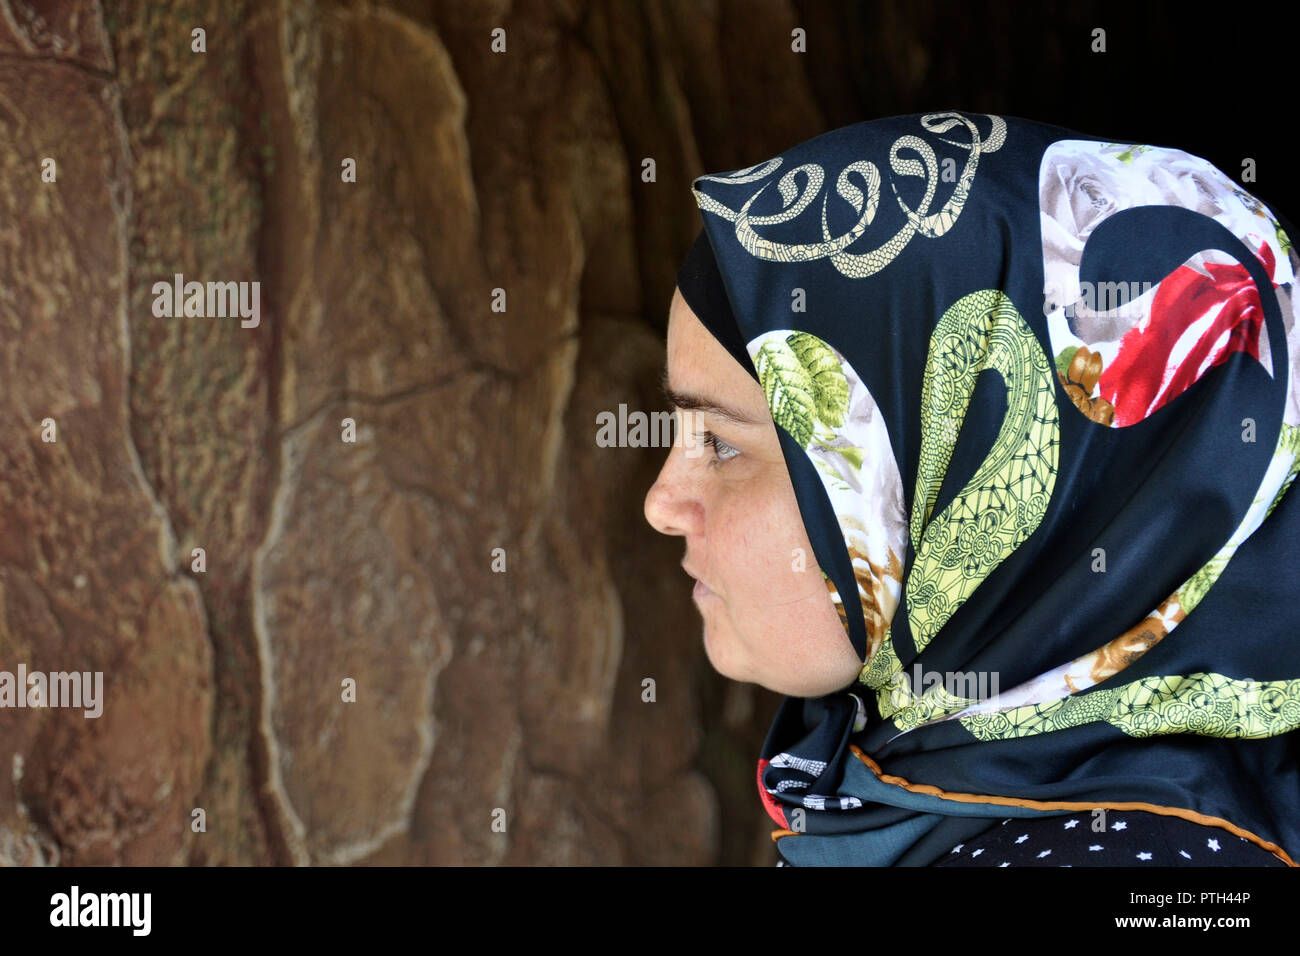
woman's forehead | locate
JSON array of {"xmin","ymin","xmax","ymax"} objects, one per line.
[{"xmin": 667, "ymin": 294, "xmax": 765, "ymax": 410}]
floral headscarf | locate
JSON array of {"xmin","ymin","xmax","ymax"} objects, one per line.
[{"xmin": 680, "ymin": 111, "xmax": 1300, "ymax": 866}]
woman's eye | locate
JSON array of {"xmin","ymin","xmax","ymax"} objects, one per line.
[{"xmin": 703, "ymin": 430, "xmax": 741, "ymax": 463}]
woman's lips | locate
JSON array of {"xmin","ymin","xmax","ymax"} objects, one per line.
[{"xmin": 683, "ymin": 561, "xmax": 716, "ymax": 599}]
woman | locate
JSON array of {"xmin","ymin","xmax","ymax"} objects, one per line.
[{"xmin": 644, "ymin": 111, "xmax": 1300, "ymax": 866}]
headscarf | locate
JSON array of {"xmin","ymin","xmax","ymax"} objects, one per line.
[{"xmin": 676, "ymin": 110, "xmax": 1300, "ymax": 866}]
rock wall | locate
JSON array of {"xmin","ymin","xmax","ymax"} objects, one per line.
[{"xmin": 0, "ymin": 0, "xmax": 835, "ymax": 865}]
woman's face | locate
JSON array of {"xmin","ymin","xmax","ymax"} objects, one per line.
[{"xmin": 643, "ymin": 287, "xmax": 862, "ymax": 698}]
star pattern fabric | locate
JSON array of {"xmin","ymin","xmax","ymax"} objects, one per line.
[{"xmin": 932, "ymin": 810, "xmax": 1287, "ymax": 866}]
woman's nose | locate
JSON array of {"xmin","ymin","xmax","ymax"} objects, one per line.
[{"xmin": 644, "ymin": 445, "xmax": 702, "ymax": 537}]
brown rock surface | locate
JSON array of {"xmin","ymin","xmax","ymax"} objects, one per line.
[{"xmin": 0, "ymin": 0, "xmax": 846, "ymax": 865}]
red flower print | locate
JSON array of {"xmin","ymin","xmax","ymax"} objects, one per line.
[{"xmin": 1098, "ymin": 241, "xmax": 1275, "ymax": 426}]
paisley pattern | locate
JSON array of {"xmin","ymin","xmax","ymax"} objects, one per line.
[
  {"xmin": 864, "ymin": 290, "xmax": 1060, "ymax": 730},
  {"xmin": 906, "ymin": 289, "xmax": 1059, "ymax": 648},
  {"xmin": 962, "ymin": 672, "xmax": 1300, "ymax": 741},
  {"xmin": 692, "ymin": 112, "xmax": 1006, "ymax": 278}
]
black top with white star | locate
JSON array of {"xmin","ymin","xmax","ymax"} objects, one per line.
[{"xmin": 932, "ymin": 810, "xmax": 1288, "ymax": 866}]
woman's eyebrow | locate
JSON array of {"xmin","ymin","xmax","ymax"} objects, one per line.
[{"xmin": 659, "ymin": 367, "xmax": 767, "ymax": 427}]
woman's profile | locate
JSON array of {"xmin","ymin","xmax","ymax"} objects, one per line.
[{"xmin": 645, "ymin": 111, "xmax": 1300, "ymax": 867}]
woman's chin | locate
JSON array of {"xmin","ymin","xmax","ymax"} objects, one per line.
[{"xmin": 701, "ymin": 624, "xmax": 739, "ymax": 680}]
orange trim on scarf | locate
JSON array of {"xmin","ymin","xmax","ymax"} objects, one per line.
[{"xmin": 768, "ymin": 744, "xmax": 1296, "ymax": 867}]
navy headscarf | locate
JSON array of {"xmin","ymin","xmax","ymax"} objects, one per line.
[{"xmin": 676, "ymin": 111, "xmax": 1300, "ymax": 866}]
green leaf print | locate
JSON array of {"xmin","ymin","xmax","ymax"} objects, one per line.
[
  {"xmin": 786, "ymin": 331, "xmax": 851, "ymax": 427},
  {"xmin": 837, "ymin": 445, "xmax": 865, "ymax": 470},
  {"xmin": 1055, "ymin": 345, "xmax": 1080, "ymax": 378},
  {"xmin": 755, "ymin": 339, "xmax": 818, "ymax": 447},
  {"xmin": 1113, "ymin": 144, "xmax": 1151, "ymax": 165},
  {"xmin": 756, "ymin": 331, "xmax": 862, "ymax": 470}
]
